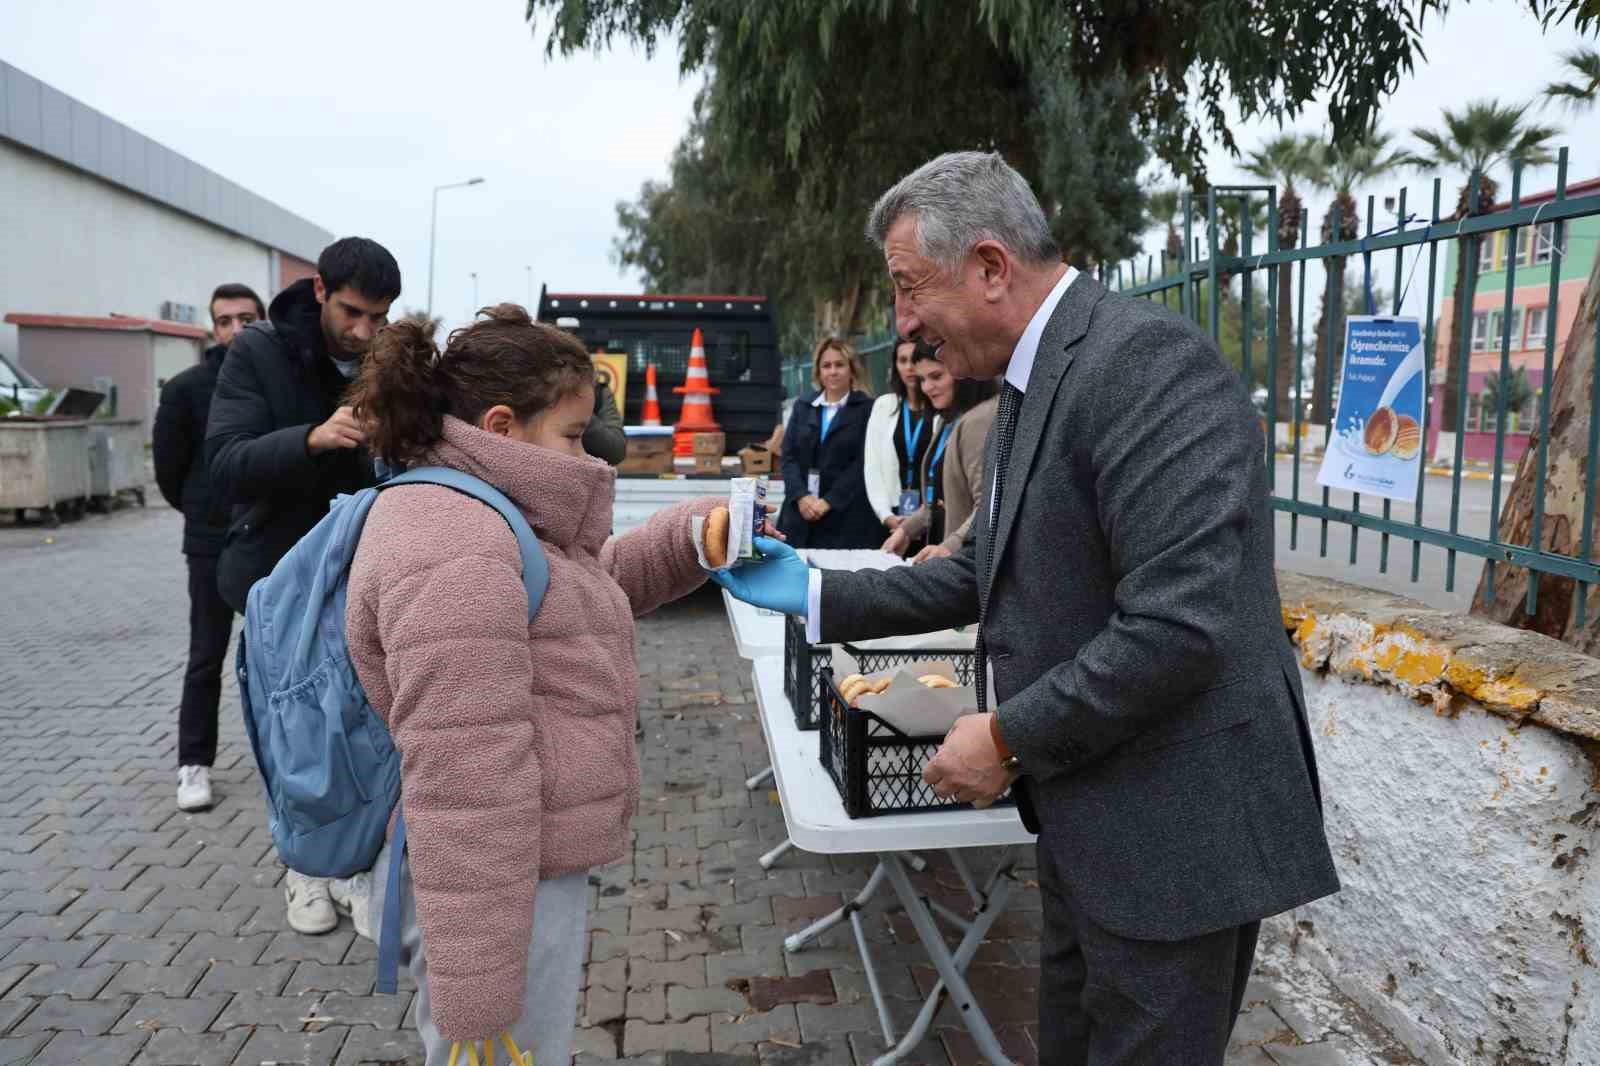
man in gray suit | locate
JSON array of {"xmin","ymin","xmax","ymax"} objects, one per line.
[{"xmin": 714, "ymin": 151, "xmax": 1339, "ymax": 1062}]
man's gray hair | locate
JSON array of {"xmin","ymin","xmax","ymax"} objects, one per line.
[{"xmin": 866, "ymin": 151, "xmax": 1059, "ymax": 272}]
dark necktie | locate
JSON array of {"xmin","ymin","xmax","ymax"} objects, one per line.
[{"xmin": 975, "ymin": 382, "xmax": 1023, "ymax": 716}]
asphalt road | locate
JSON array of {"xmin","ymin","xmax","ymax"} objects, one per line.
[{"xmin": 1271, "ymin": 456, "xmax": 1509, "ymax": 612}]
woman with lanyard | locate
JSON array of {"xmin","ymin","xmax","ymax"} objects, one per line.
[
  {"xmin": 881, "ymin": 347, "xmax": 996, "ymax": 557},
  {"xmin": 777, "ymin": 337, "xmax": 881, "ymax": 549},
  {"xmin": 863, "ymin": 336, "xmax": 931, "ymax": 534}
]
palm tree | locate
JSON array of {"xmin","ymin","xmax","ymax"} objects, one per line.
[
  {"xmin": 1545, "ymin": 47, "xmax": 1600, "ymax": 113},
  {"xmin": 1146, "ymin": 186, "xmax": 1185, "ymax": 265},
  {"xmin": 1303, "ymin": 129, "xmax": 1407, "ymax": 426},
  {"xmin": 398, "ymin": 308, "xmax": 444, "ymax": 340},
  {"xmin": 1404, "ymin": 101, "xmax": 1559, "ymax": 441},
  {"xmin": 1243, "ymin": 134, "xmax": 1314, "ymax": 427}
]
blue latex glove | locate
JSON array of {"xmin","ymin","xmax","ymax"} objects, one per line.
[{"xmin": 708, "ymin": 536, "xmax": 810, "ymax": 616}]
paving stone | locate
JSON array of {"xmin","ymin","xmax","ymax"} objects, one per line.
[
  {"xmin": 624, "ymin": 1017, "xmax": 711, "ymax": 1056},
  {"xmin": 13, "ymin": 992, "xmax": 135, "ymax": 1034},
  {"xmin": 595, "ymin": 930, "xmax": 669, "ymax": 963},
  {"xmin": 631, "ymin": 957, "xmax": 708, "ymax": 991},
  {"xmin": 315, "ymin": 991, "xmax": 412, "ymax": 1030},
  {"xmin": 131, "ymin": 1027, "xmax": 251, "ymax": 1066},
  {"xmin": 939, "ymin": 1023, "xmax": 1038, "ymax": 1066},
  {"xmin": 258, "ymin": 928, "xmax": 356, "ymax": 965},
  {"xmin": 29, "ymin": 1030, "xmax": 150, "ymax": 1064},
  {"xmin": 234, "ymin": 1024, "xmax": 350, "ymax": 1066},
  {"xmin": 11, "ymin": 962, "xmax": 120, "ymax": 999},
  {"xmin": 1229, "ymin": 1001, "xmax": 1300, "ymax": 1055},
  {"xmin": 157, "ymin": 908, "xmax": 254, "ymax": 936},
  {"xmin": 79, "ymin": 910, "xmax": 171, "ymax": 937},
  {"xmin": 847, "ymin": 1029, "xmax": 949, "ymax": 1066},
  {"xmin": 587, "ymin": 958, "xmax": 628, "ymax": 991},
  {"xmin": 112, "ymin": 993, "xmax": 230, "ymax": 1035},
  {"xmin": 573, "ymin": 1024, "xmax": 620, "ymax": 1060},
  {"xmin": 192, "ymin": 960, "xmax": 295, "ymax": 996},
  {"xmin": 586, "ymin": 982, "xmax": 627, "ymax": 1025},
  {"xmin": 86, "ymin": 934, "xmax": 189, "ymax": 965},
  {"xmin": 104, "ymin": 962, "xmax": 208, "ymax": 997},
  {"xmin": 0, "ymin": 1035, "xmax": 50, "ymax": 1063},
  {"xmin": 629, "ymin": 984, "xmax": 667, "ymax": 1023},
  {"xmin": 212, "ymin": 991, "xmax": 322, "ymax": 1031},
  {"xmin": 171, "ymin": 930, "xmax": 271, "ymax": 966},
  {"xmin": 797, "ymin": 1000, "xmax": 885, "ymax": 1041},
  {"xmin": 667, "ymin": 984, "xmax": 748, "ymax": 1020},
  {"xmin": 711, "ymin": 1004, "xmax": 800, "ymax": 1053},
  {"xmin": 0, "ymin": 937, "xmax": 104, "ymax": 968},
  {"xmin": 757, "ymin": 1033, "xmax": 854, "ymax": 1066},
  {"xmin": 334, "ymin": 1025, "xmax": 425, "ymax": 1064},
  {"xmin": 0, "ymin": 997, "xmax": 36, "ymax": 1033},
  {"xmin": 287, "ymin": 962, "xmax": 378, "ymax": 995}
]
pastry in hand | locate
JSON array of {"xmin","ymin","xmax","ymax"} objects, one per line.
[
  {"xmin": 703, "ymin": 506, "xmax": 731, "ymax": 568},
  {"xmin": 917, "ymin": 674, "xmax": 957, "ymax": 689}
]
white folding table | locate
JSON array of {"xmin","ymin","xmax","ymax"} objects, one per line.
[
  {"xmin": 725, "ymin": 549, "xmax": 912, "ymax": 868},
  {"xmin": 751, "ymin": 655, "xmax": 1034, "ymax": 1066}
]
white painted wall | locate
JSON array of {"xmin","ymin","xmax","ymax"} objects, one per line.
[
  {"xmin": 1277, "ymin": 665, "xmax": 1600, "ymax": 1064},
  {"xmin": 0, "ymin": 141, "xmax": 273, "ymax": 358}
]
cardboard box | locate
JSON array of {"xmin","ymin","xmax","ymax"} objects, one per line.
[
  {"xmin": 620, "ymin": 434, "xmax": 674, "ymax": 476},
  {"xmin": 738, "ymin": 445, "xmax": 773, "ymax": 475},
  {"xmin": 692, "ymin": 432, "xmax": 726, "ymax": 456},
  {"xmin": 692, "ymin": 453, "xmax": 722, "ymax": 475}
]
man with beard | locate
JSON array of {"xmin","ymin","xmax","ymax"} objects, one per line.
[
  {"xmin": 206, "ymin": 236, "xmax": 401, "ymax": 938},
  {"xmin": 154, "ymin": 282, "xmax": 265, "ymax": 815}
]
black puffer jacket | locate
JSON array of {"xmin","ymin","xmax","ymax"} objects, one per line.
[
  {"xmin": 152, "ymin": 344, "xmax": 230, "ymax": 556},
  {"xmin": 205, "ymin": 278, "xmax": 378, "ymax": 612}
]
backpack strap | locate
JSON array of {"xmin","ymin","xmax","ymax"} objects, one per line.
[
  {"xmin": 370, "ymin": 466, "xmax": 548, "ymax": 995},
  {"xmin": 374, "ymin": 803, "xmax": 408, "ymax": 995},
  {"xmin": 378, "ymin": 466, "xmax": 549, "ymax": 621}
]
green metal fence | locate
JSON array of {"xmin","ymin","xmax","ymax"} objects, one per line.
[
  {"xmin": 1108, "ymin": 147, "xmax": 1600, "ymax": 618},
  {"xmin": 781, "ymin": 333, "xmax": 898, "ymax": 401}
]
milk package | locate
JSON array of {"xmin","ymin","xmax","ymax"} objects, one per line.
[{"xmin": 691, "ymin": 475, "xmax": 769, "ymax": 570}]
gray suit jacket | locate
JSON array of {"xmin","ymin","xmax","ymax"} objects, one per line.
[{"xmin": 819, "ymin": 275, "xmax": 1339, "ymax": 942}]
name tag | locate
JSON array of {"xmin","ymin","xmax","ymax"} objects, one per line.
[
  {"xmin": 807, "ymin": 470, "xmax": 821, "ymax": 496},
  {"xmin": 898, "ymin": 489, "xmax": 921, "ymax": 516}
]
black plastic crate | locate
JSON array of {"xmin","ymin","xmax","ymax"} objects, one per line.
[
  {"xmin": 818, "ymin": 650, "xmax": 1012, "ymax": 818},
  {"xmin": 782, "ymin": 614, "xmax": 831, "ymax": 731}
]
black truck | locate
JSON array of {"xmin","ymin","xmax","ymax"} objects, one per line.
[{"xmin": 536, "ymin": 287, "xmax": 783, "ymax": 454}]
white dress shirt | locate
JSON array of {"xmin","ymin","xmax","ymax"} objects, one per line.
[{"xmin": 805, "ymin": 266, "xmax": 1079, "ymax": 640}]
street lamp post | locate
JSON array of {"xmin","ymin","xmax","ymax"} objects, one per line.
[
  {"xmin": 470, "ymin": 272, "xmax": 479, "ymax": 318},
  {"xmin": 426, "ymin": 177, "xmax": 485, "ymax": 318},
  {"xmin": 525, "ymin": 265, "xmax": 533, "ymax": 310}
]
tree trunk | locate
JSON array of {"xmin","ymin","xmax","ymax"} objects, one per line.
[
  {"xmin": 1470, "ymin": 252, "xmax": 1600, "ymax": 646},
  {"xmin": 1310, "ymin": 256, "xmax": 1346, "ymax": 426},
  {"xmin": 1272, "ymin": 188, "xmax": 1302, "ymax": 428}
]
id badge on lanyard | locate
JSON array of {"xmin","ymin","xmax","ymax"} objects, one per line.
[
  {"xmin": 898, "ymin": 489, "xmax": 921, "ymax": 516},
  {"xmin": 808, "ymin": 470, "xmax": 822, "ymax": 496}
]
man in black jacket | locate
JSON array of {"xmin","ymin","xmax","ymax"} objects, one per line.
[
  {"xmin": 205, "ymin": 237, "xmax": 401, "ymax": 937},
  {"xmin": 153, "ymin": 283, "xmax": 264, "ymax": 814}
]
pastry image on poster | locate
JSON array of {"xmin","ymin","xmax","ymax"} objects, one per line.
[{"xmin": 1316, "ymin": 316, "xmax": 1425, "ymax": 503}]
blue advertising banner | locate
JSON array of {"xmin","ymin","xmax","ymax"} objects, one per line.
[{"xmin": 1316, "ymin": 316, "xmax": 1425, "ymax": 503}]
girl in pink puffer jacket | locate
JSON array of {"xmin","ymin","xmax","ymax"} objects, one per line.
[{"xmin": 343, "ymin": 305, "xmax": 716, "ymax": 1066}]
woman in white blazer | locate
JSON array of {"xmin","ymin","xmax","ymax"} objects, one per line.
[{"xmin": 863, "ymin": 336, "xmax": 930, "ymax": 533}]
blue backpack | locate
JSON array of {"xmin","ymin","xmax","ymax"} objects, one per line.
[{"xmin": 236, "ymin": 465, "xmax": 548, "ymax": 993}]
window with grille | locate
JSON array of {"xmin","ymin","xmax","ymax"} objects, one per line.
[
  {"xmin": 1532, "ymin": 223, "xmax": 1564, "ymax": 266},
  {"xmin": 1472, "ymin": 311, "xmax": 1489, "ymax": 351}
]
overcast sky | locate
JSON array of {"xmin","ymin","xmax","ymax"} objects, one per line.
[{"xmin": 1, "ymin": 0, "xmax": 1596, "ymax": 337}]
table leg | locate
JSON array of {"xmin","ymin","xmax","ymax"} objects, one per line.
[
  {"xmin": 872, "ymin": 852, "xmax": 1017, "ymax": 1066},
  {"xmin": 758, "ymin": 838, "xmax": 795, "ymax": 870},
  {"xmin": 784, "ymin": 861, "xmax": 889, "ymax": 954},
  {"xmin": 745, "ymin": 765, "xmax": 775, "ymax": 790}
]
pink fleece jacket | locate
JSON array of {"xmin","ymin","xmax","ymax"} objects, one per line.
[{"xmin": 346, "ymin": 416, "xmax": 715, "ymax": 1041}]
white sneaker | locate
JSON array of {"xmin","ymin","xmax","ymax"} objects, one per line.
[
  {"xmin": 176, "ymin": 766, "xmax": 213, "ymax": 812},
  {"xmin": 284, "ymin": 870, "xmax": 338, "ymax": 935},
  {"xmin": 330, "ymin": 870, "xmax": 374, "ymax": 941}
]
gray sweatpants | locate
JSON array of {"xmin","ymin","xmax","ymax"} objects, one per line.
[{"xmin": 370, "ymin": 839, "xmax": 588, "ymax": 1066}]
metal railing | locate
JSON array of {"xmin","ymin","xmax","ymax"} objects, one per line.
[{"xmin": 1108, "ymin": 147, "xmax": 1599, "ymax": 619}]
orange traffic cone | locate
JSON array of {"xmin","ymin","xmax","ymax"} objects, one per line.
[
  {"xmin": 641, "ymin": 363, "xmax": 663, "ymax": 426},
  {"xmin": 672, "ymin": 328, "xmax": 720, "ymax": 456}
]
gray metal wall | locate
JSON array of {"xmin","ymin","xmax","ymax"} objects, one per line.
[{"xmin": 0, "ymin": 59, "xmax": 331, "ymax": 262}]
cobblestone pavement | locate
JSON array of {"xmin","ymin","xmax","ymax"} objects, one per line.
[{"xmin": 0, "ymin": 500, "xmax": 1411, "ymax": 1065}]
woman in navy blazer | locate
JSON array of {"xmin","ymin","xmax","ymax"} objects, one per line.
[{"xmin": 777, "ymin": 338, "xmax": 882, "ymax": 549}]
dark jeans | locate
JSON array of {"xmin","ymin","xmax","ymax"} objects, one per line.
[
  {"xmin": 179, "ymin": 554, "xmax": 234, "ymax": 768},
  {"xmin": 1037, "ymin": 839, "xmax": 1260, "ymax": 1065}
]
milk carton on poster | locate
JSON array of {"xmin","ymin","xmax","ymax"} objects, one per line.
[{"xmin": 1316, "ymin": 316, "xmax": 1426, "ymax": 504}]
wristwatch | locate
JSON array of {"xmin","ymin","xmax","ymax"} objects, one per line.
[{"xmin": 1000, "ymin": 754, "xmax": 1021, "ymax": 773}]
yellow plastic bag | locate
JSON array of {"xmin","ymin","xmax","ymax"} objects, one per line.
[{"xmin": 447, "ymin": 1032, "xmax": 532, "ymax": 1066}]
